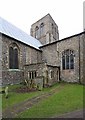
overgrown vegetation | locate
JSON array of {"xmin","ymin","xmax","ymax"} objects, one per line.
[{"xmin": 24, "ymin": 79, "xmax": 43, "ymax": 90}]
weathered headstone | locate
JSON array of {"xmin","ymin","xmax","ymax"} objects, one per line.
[{"xmin": 5, "ymin": 86, "xmax": 8, "ymax": 99}]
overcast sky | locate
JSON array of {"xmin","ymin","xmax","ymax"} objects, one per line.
[{"xmin": 0, "ymin": 0, "xmax": 84, "ymax": 39}]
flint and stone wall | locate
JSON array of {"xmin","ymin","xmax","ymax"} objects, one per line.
[
  {"xmin": 40, "ymin": 34, "xmax": 84, "ymax": 83},
  {"xmin": 82, "ymin": 33, "xmax": 85, "ymax": 84},
  {"xmin": 24, "ymin": 62, "xmax": 59, "ymax": 86},
  {"xmin": 2, "ymin": 35, "xmax": 42, "ymax": 85},
  {"xmin": 0, "ymin": 34, "xmax": 2, "ymax": 86}
]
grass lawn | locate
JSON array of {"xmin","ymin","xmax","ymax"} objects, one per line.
[
  {"xmin": 2, "ymin": 84, "xmax": 41, "ymax": 110},
  {"xmin": 18, "ymin": 83, "xmax": 84, "ymax": 118},
  {"xmin": 2, "ymin": 83, "xmax": 60, "ymax": 110},
  {"xmin": 0, "ymin": 94, "xmax": 2, "ymax": 110}
]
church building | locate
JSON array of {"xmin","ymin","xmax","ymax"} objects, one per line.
[{"xmin": 0, "ymin": 14, "xmax": 85, "ymax": 86}]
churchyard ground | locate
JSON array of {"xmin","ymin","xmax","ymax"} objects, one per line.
[{"xmin": 1, "ymin": 82, "xmax": 84, "ymax": 118}]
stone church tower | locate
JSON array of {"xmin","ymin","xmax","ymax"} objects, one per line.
[{"xmin": 30, "ymin": 14, "xmax": 59, "ymax": 45}]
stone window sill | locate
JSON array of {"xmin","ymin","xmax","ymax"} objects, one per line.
[{"xmin": 8, "ymin": 69, "xmax": 21, "ymax": 71}]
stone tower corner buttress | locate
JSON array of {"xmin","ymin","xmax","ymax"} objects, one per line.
[{"xmin": 30, "ymin": 14, "xmax": 59, "ymax": 45}]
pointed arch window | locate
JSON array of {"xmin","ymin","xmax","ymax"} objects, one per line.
[
  {"xmin": 9, "ymin": 47, "xmax": 13, "ymax": 69},
  {"xmin": 40, "ymin": 23, "xmax": 44, "ymax": 36},
  {"xmin": 52, "ymin": 23, "xmax": 54, "ymax": 35},
  {"xmin": 9, "ymin": 44, "xmax": 19, "ymax": 69},
  {"xmin": 52, "ymin": 23, "xmax": 56, "ymax": 39},
  {"xmin": 14, "ymin": 48, "xmax": 18, "ymax": 69},
  {"xmin": 62, "ymin": 55, "xmax": 65, "ymax": 70},
  {"xmin": 62, "ymin": 49, "xmax": 74, "ymax": 70},
  {"xmin": 70, "ymin": 54, "xmax": 74, "ymax": 69},
  {"xmin": 35, "ymin": 26, "xmax": 39, "ymax": 39},
  {"xmin": 54, "ymin": 27, "xmax": 56, "ymax": 39}
]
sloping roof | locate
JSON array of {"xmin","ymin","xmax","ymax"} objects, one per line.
[{"xmin": 0, "ymin": 17, "xmax": 42, "ymax": 50}]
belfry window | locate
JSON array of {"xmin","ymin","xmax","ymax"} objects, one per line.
[
  {"xmin": 9, "ymin": 44, "xmax": 19, "ymax": 69},
  {"xmin": 52, "ymin": 23, "xmax": 54, "ymax": 35},
  {"xmin": 35, "ymin": 26, "xmax": 39, "ymax": 39},
  {"xmin": 52, "ymin": 23, "xmax": 56, "ymax": 39},
  {"xmin": 62, "ymin": 49, "xmax": 74, "ymax": 70},
  {"xmin": 54, "ymin": 27, "xmax": 56, "ymax": 38},
  {"xmin": 40, "ymin": 23, "xmax": 44, "ymax": 36}
]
